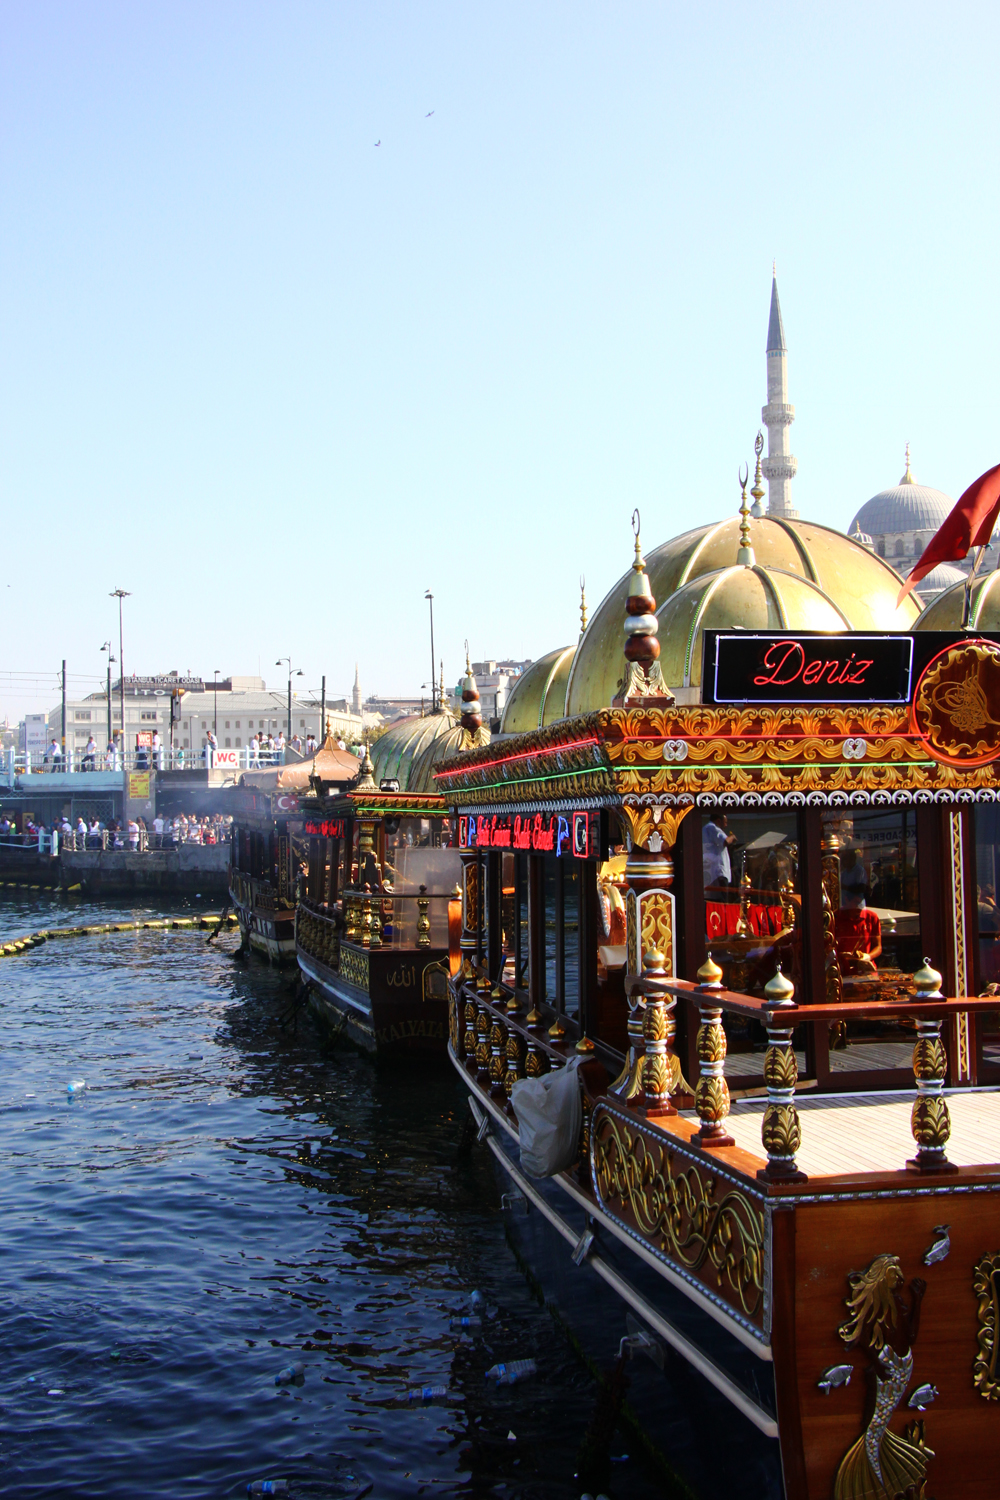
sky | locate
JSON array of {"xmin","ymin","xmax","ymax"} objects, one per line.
[{"xmin": 2, "ymin": 1, "xmax": 999, "ymax": 718}]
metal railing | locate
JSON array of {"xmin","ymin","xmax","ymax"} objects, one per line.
[{"xmin": 1, "ymin": 744, "xmax": 355, "ymax": 779}]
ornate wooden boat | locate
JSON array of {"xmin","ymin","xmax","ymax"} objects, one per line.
[
  {"xmin": 435, "ymin": 509, "xmax": 1000, "ymax": 1499},
  {"xmin": 296, "ymin": 673, "xmax": 490, "ymax": 1055}
]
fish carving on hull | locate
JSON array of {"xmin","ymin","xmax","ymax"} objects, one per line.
[{"xmin": 832, "ymin": 1253, "xmax": 934, "ymax": 1500}]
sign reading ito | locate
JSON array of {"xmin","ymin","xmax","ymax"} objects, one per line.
[{"xmin": 703, "ymin": 631, "xmax": 915, "ymax": 705}]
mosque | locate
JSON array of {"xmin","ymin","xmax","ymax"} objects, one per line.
[{"xmin": 368, "ymin": 273, "xmax": 999, "ymax": 783}]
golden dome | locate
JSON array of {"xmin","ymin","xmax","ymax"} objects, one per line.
[
  {"xmin": 499, "ymin": 646, "xmax": 575, "ymax": 733},
  {"xmin": 916, "ymin": 570, "xmax": 1000, "ymax": 631},
  {"xmin": 657, "ymin": 564, "xmax": 850, "ymax": 691},
  {"xmin": 565, "ymin": 515, "xmax": 923, "ymax": 715},
  {"xmin": 370, "ymin": 709, "xmax": 458, "ymax": 793}
]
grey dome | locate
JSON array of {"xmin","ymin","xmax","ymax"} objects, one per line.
[
  {"xmin": 916, "ymin": 562, "xmax": 966, "ymax": 597},
  {"xmin": 849, "ymin": 477, "xmax": 952, "ymax": 538}
]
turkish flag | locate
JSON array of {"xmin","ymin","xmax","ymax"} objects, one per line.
[{"xmin": 897, "ymin": 461, "xmax": 1000, "ymax": 606}]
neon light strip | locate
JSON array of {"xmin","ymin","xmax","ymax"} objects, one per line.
[
  {"xmin": 449, "ymin": 765, "xmax": 606, "ymax": 793},
  {"xmin": 434, "ymin": 735, "xmax": 600, "ymax": 781},
  {"xmin": 612, "ymin": 731, "xmax": 921, "ymax": 745}
]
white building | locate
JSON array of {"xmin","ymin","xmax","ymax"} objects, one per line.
[{"xmin": 44, "ymin": 672, "xmax": 364, "ymax": 762}]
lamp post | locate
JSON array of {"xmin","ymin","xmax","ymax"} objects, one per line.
[
  {"xmin": 100, "ymin": 643, "xmax": 115, "ymax": 751},
  {"xmin": 425, "ymin": 591, "xmax": 436, "ymax": 712},
  {"xmin": 109, "ymin": 589, "xmax": 130, "ymax": 760},
  {"xmin": 213, "ymin": 670, "xmax": 219, "ymax": 737},
  {"xmin": 275, "ymin": 658, "xmax": 304, "ymax": 742}
]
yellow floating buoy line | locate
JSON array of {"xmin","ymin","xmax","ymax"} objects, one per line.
[{"xmin": 0, "ymin": 913, "xmax": 236, "ymax": 957}]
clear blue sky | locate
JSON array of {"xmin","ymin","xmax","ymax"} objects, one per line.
[{"xmin": 2, "ymin": 2, "xmax": 998, "ymax": 717}]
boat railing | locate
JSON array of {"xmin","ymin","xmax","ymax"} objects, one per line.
[{"xmin": 450, "ymin": 963, "xmax": 1000, "ymax": 1188}]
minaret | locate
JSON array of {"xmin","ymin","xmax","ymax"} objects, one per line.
[
  {"xmin": 352, "ymin": 664, "xmax": 361, "ymax": 716},
  {"xmin": 761, "ymin": 268, "xmax": 798, "ymax": 519}
]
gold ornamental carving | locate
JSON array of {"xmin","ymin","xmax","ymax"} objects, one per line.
[
  {"xmin": 913, "ymin": 641, "xmax": 1000, "ymax": 766},
  {"xmin": 761, "ymin": 1103, "xmax": 801, "ymax": 1158},
  {"xmin": 832, "ymin": 1255, "xmax": 932, "ymax": 1500},
  {"xmin": 592, "ymin": 1107, "xmax": 764, "ymax": 1320},
  {"xmin": 639, "ymin": 890, "xmax": 674, "ymax": 976},
  {"xmin": 339, "ymin": 944, "xmax": 370, "ymax": 994},
  {"xmin": 973, "ymin": 1251, "xmax": 1000, "ymax": 1400}
]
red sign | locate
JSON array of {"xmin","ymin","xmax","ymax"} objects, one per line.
[
  {"xmin": 459, "ymin": 810, "xmax": 597, "ymax": 858},
  {"xmin": 304, "ymin": 818, "xmax": 347, "ymax": 837}
]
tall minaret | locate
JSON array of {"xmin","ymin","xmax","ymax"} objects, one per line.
[
  {"xmin": 352, "ymin": 664, "xmax": 361, "ymax": 716},
  {"xmin": 761, "ymin": 268, "xmax": 798, "ymax": 519}
]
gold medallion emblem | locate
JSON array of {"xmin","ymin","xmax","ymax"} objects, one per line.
[{"xmin": 912, "ymin": 641, "xmax": 1000, "ymax": 766}]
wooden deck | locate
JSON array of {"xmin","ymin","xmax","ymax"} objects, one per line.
[
  {"xmin": 724, "ymin": 1041, "xmax": 915, "ymax": 1078},
  {"xmin": 682, "ymin": 1089, "xmax": 1000, "ymax": 1176}
]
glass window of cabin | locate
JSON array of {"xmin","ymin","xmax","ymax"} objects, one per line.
[
  {"xmin": 975, "ymin": 804, "xmax": 1000, "ymax": 989},
  {"xmin": 820, "ymin": 808, "xmax": 921, "ymax": 990},
  {"xmin": 702, "ymin": 810, "xmax": 800, "ymax": 996},
  {"xmin": 541, "ymin": 859, "xmax": 581, "ymax": 1017}
]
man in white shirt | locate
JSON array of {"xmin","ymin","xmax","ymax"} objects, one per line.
[
  {"xmin": 702, "ymin": 813, "xmax": 736, "ymax": 888},
  {"xmin": 153, "ymin": 814, "xmax": 164, "ymax": 848},
  {"xmin": 82, "ymin": 736, "xmax": 97, "ymax": 771},
  {"xmin": 305, "ymin": 733, "xmax": 317, "ymax": 756},
  {"xmin": 276, "ymin": 731, "xmax": 286, "ymax": 764},
  {"xmin": 152, "ymin": 730, "xmax": 162, "ymax": 769},
  {"xmin": 128, "ymin": 819, "xmax": 139, "ymax": 850}
]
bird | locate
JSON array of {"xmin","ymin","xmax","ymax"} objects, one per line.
[
  {"xmin": 923, "ymin": 1225, "xmax": 951, "ymax": 1265},
  {"xmin": 425, "ymin": 110, "xmax": 434, "ymax": 117},
  {"xmin": 374, "ymin": 140, "xmax": 381, "ymax": 147}
]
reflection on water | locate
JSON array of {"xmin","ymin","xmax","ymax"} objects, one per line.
[{"xmin": 0, "ymin": 896, "xmax": 662, "ymax": 1499}]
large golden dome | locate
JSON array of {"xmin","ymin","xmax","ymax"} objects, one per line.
[
  {"xmin": 371, "ymin": 709, "xmax": 458, "ymax": 793},
  {"xmin": 499, "ymin": 646, "xmax": 575, "ymax": 733},
  {"xmin": 657, "ymin": 563, "xmax": 850, "ymax": 692},
  {"xmin": 916, "ymin": 570, "xmax": 1000, "ymax": 631},
  {"xmin": 564, "ymin": 515, "xmax": 923, "ymax": 715}
]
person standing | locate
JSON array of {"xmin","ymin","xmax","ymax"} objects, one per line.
[
  {"xmin": 152, "ymin": 729, "xmax": 162, "ymax": 769},
  {"xmin": 205, "ymin": 730, "xmax": 217, "ymax": 768},
  {"xmin": 702, "ymin": 812, "xmax": 737, "ymax": 889},
  {"xmin": 82, "ymin": 735, "xmax": 97, "ymax": 771},
  {"xmin": 276, "ymin": 730, "xmax": 286, "ymax": 765}
]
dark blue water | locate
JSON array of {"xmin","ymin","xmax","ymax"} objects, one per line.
[{"xmin": 0, "ymin": 895, "xmax": 663, "ymax": 1499}]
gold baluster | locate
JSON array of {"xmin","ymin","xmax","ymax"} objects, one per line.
[
  {"xmin": 369, "ymin": 895, "xmax": 382, "ymax": 948},
  {"xmin": 525, "ymin": 1040, "xmax": 548, "ymax": 1077},
  {"xmin": 758, "ymin": 966, "xmax": 805, "ymax": 1182},
  {"xmin": 416, "ymin": 884, "xmax": 431, "ymax": 948},
  {"xmin": 463, "ymin": 991, "xmax": 478, "ymax": 1070},
  {"xmin": 505, "ymin": 1029, "xmax": 525, "ymax": 1099},
  {"xmin": 641, "ymin": 949, "xmax": 675, "ymax": 1119},
  {"xmin": 490, "ymin": 1016, "xmax": 508, "ymax": 1099},
  {"xmin": 475, "ymin": 1003, "xmax": 491, "ymax": 1083},
  {"xmin": 692, "ymin": 954, "xmax": 735, "ymax": 1148},
  {"xmin": 907, "ymin": 959, "xmax": 956, "ymax": 1174}
]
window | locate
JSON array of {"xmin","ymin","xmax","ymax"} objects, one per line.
[
  {"xmin": 183, "ymin": 738, "xmax": 189, "ymax": 747},
  {"xmin": 225, "ymin": 738, "xmax": 231, "ymax": 748},
  {"xmin": 702, "ymin": 811, "xmax": 800, "ymax": 995},
  {"xmin": 895, "ymin": 537, "xmax": 905, "ymax": 556},
  {"xmin": 235, "ymin": 737, "xmax": 242, "ymax": 748},
  {"xmin": 225, "ymin": 720, "xmax": 230, "ymax": 729},
  {"xmin": 74, "ymin": 710, "xmax": 92, "ymax": 721},
  {"xmin": 235, "ymin": 721, "xmax": 241, "ymax": 729},
  {"xmin": 202, "ymin": 721, "xmax": 207, "ymax": 729},
  {"xmin": 820, "ymin": 807, "xmax": 921, "ymax": 982},
  {"xmin": 300, "ymin": 719, "xmax": 305, "ymax": 728},
  {"xmin": 141, "ymin": 711, "xmax": 157, "ymax": 721}
]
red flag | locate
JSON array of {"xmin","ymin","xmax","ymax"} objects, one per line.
[{"xmin": 897, "ymin": 461, "xmax": 1000, "ymax": 606}]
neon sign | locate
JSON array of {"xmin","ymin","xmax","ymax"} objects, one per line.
[
  {"xmin": 458, "ymin": 810, "xmax": 598, "ymax": 858},
  {"xmin": 304, "ymin": 818, "xmax": 347, "ymax": 837},
  {"xmin": 704, "ymin": 631, "xmax": 914, "ymax": 705}
]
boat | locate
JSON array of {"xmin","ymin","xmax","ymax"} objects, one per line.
[
  {"xmin": 296, "ymin": 665, "xmax": 490, "ymax": 1054},
  {"xmin": 227, "ymin": 730, "xmax": 362, "ymax": 962},
  {"xmin": 434, "ymin": 492, "xmax": 1000, "ymax": 1499}
]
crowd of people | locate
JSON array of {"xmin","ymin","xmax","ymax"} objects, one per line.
[
  {"xmin": 0, "ymin": 811, "xmax": 233, "ymax": 850},
  {"xmin": 36, "ymin": 727, "xmax": 357, "ymax": 772}
]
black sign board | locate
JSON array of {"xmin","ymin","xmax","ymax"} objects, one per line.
[
  {"xmin": 703, "ymin": 631, "xmax": 915, "ymax": 705},
  {"xmin": 459, "ymin": 809, "xmax": 605, "ymax": 860}
]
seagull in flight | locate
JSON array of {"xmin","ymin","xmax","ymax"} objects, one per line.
[
  {"xmin": 374, "ymin": 139, "xmax": 381, "ymax": 146},
  {"xmin": 425, "ymin": 110, "xmax": 434, "ymax": 117}
]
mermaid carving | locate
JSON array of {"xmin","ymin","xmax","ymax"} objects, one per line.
[{"xmin": 833, "ymin": 1254, "xmax": 933, "ymax": 1500}]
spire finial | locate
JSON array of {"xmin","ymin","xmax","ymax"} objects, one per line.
[
  {"xmin": 579, "ymin": 574, "xmax": 588, "ymax": 635},
  {"xmin": 750, "ymin": 430, "xmax": 766, "ymax": 517},
  {"xmin": 737, "ymin": 462, "xmax": 756, "ymax": 566},
  {"xmin": 631, "ymin": 507, "xmax": 644, "ymax": 571},
  {"xmin": 901, "ymin": 442, "xmax": 913, "ymax": 484},
  {"xmin": 772, "ymin": 258, "xmax": 776, "ymax": 279},
  {"xmin": 464, "ymin": 637, "xmax": 471, "ymax": 675}
]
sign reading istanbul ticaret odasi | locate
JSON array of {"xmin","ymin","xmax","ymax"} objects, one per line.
[{"xmin": 702, "ymin": 631, "xmax": 915, "ymax": 705}]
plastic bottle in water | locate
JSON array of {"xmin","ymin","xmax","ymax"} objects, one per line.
[
  {"xmin": 67, "ymin": 1079, "xmax": 86, "ymax": 1095},
  {"xmin": 469, "ymin": 1289, "xmax": 484, "ymax": 1311},
  {"xmin": 247, "ymin": 1482, "xmax": 289, "ymax": 1496},
  {"xmin": 485, "ymin": 1359, "xmax": 537, "ymax": 1386},
  {"xmin": 406, "ymin": 1384, "xmax": 449, "ymax": 1403},
  {"xmin": 274, "ymin": 1362, "xmax": 304, "ymax": 1385},
  {"xmin": 450, "ymin": 1316, "xmax": 481, "ymax": 1332}
]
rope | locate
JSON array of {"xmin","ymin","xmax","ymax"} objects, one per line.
[{"xmin": 0, "ymin": 913, "xmax": 236, "ymax": 957}]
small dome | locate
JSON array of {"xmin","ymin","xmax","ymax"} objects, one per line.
[
  {"xmin": 658, "ymin": 564, "xmax": 851, "ymax": 691},
  {"xmin": 499, "ymin": 646, "xmax": 575, "ymax": 733},
  {"xmin": 406, "ymin": 722, "xmax": 466, "ymax": 793},
  {"xmin": 565, "ymin": 515, "xmax": 920, "ymax": 715},
  {"xmin": 370, "ymin": 709, "xmax": 457, "ymax": 793},
  {"xmin": 914, "ymin": 562, "xmax": 967, "ymax": 598},
  {"xmin": 917, "ymin": 569, "xmax": 1000, "ymax": 631}
]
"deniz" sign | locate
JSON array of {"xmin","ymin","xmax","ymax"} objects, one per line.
[{"xmin": 702, "ymin": 631, "xmax": 915, "ymax": 705}]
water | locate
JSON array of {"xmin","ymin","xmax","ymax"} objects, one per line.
[{"xmin": 0, "ymin": 895, "xmax": 662, "ymax": 1499}]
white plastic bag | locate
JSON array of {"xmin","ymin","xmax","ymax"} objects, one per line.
[{"xmin": 511, "ymin": 1058, "xmax": 582, "ymax": 1178}]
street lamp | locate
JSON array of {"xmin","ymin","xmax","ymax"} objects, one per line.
[
  {"xmin": 100, "ymin": 642, "xmax": 115, "ymax": 749},
  {"xmin": 275, "ymin": 658, "xmax": 304, "ymax": 742},
  {"xmin": 213, "ymin": 670, "xmax": 220, "ymax": 737},
  {"xmin": 424, "ymin": 591, "xmax": 436, "ymax": 712},
  {"xmin": 109, "ymin": 589, "xmax": 130, "ymax": 748}
]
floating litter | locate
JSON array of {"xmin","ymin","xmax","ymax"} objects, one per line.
[
  {"xmin": 47, "ymin": 1388, "xmax": 64, "ymax": 1396},
  {"xmin": 507, "ymin": 1430, "xmax": 516, "ymax": 1442},
  {"xmin": 67, "ymin": 1080, "xmax": 86, "ymax": 1095}
]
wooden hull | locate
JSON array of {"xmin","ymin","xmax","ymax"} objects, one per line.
[
  {"xmin": 298, "ymin": 941, "xmax": 450, "ymax": 1057},
  {"xmin": 229, "ymin": 886, "xmax": 296, "ymax": 964}
]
